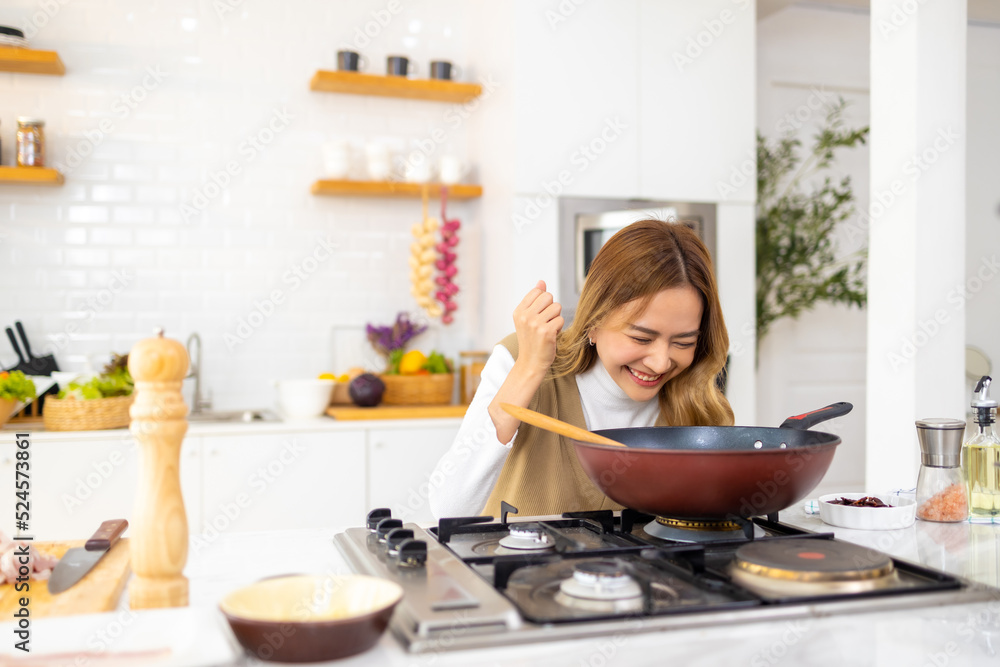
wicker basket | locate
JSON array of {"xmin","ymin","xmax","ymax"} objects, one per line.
[
  {"xmin": 379, "ymin": 373, "xmax": 454, "ymax": 405},
  {"xmin": 43, "ymin": 394, "xmax": 135, "ymax": 431},
  {"xmin": 330, "ymin": 382, "xmax": 353, "ymax": 405}
]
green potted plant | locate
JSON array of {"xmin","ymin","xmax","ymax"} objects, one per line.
[{"xmin": 756, "ymin": 99, "xmax": 869, "ymax": 353}]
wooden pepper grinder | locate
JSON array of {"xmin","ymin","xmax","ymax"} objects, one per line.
[{"xmin": 128, "ymin": 327, "xmax": 190, "ymax": 609}]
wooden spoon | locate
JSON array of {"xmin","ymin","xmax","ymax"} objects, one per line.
[{"xmin": 499, "ymin": 403, "xmax": 626, "ymax": 447}]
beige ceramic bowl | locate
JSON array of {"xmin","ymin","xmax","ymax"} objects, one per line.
[{"xmin": 219, "ymin": 574, "xmax": 403, "ymax": 663}]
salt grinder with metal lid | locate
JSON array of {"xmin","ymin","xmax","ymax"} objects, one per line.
[{"xmin": 915, "ymin": 418, "xmax": 969, "ymax": 522}]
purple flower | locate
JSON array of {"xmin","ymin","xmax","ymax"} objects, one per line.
[{"xmin": 366, "ymin": 312, "xmax": 428, "ymax": 357}]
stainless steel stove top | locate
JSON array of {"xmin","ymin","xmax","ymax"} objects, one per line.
[{"xmin": 333, "ymin": 509, "xmax": 998, "ymax": 652}]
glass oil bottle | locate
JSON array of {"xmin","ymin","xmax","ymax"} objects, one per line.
[{"xmin": 963, "ymin": 375, "xmax": 1000, "ymax": 517}]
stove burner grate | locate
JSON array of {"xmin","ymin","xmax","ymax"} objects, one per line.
[
  {"xmin": 497, "ymin": 522, "xmax": 557, "ymax": 552},
  {"xmin": 503, "ymin": 554, "xmax": 756, "ymax": 622},
  {"xmin": 558, "ymin": 560, "xmax": 643, "ymax": 601}
]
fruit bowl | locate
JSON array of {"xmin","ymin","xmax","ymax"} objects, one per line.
[
  {"xmin": 379, "ymin": 373, "xmax": 454, "ymax": 405},
  {"xmin": 330, "ymin": 381, "xmax": 352, "ymax": 405}
]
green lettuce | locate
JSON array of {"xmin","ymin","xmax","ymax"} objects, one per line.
[{"xmin": 0, "ymin": 370, "xmax": 38, "ymax": 402}]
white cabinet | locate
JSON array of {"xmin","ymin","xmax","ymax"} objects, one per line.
[
  {"xmin": 512, "ymin": 0, "xmax": 640, "ymax": 198},
  {"xmin": 367, "ymin": 424, "xmax": 460, "ymax": 524},
  {"xmin": 1, "ymin": 420, "xmax": 458, "ymax": 539},
  {"xmin": 199, "ymin": 430, "xmax": 366, "ymax": 534},
  {"xmin": 0, "ymin": 432, "xmax": 201, "ymax": 541},
  {"xmin": 23, "ymin": 434, "xmax": 138, "ymax": 541},
  {"xmin": 637, "ymin": 0, "xmax": 756, "ymax": 203},
  {"xmin": 180, "ymin": 436, "xmax": 203, "ymax": 537},
  {"xmin": 508, "ymin": 0, "xmax": 755, "ymax": 203}
]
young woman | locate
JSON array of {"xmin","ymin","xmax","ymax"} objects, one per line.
[{"xmin": 428, "ymin": 219, "xmax": 733, "ymax": 518}]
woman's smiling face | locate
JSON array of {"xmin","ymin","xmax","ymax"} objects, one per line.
[{"xmin": 590, "ymin": 286, "xmax": 703, "ymax": 402}]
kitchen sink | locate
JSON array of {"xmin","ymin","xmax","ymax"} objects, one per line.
[{"xmin": 187, "ymin": 409, "xmax": 281, "ymax": 423}]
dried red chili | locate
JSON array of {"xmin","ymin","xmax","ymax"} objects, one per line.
[{"xmin": 830, "ymin": 496, "xmax": 890, "ymax": 508}]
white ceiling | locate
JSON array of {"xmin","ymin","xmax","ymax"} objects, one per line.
[{"xmin": 758, "ymin": 0, "xmax": 1000, "ymax": 25}]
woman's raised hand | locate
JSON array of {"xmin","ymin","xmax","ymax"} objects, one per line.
[
  {"xmin": 512, "ymin": 280, "xmax": 564, "ymax": 375},
  {"xmin": 487, "ymin": 280, "xmax": 565, "ymax": 444}
]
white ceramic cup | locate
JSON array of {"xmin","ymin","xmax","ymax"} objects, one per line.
[
  {"xmin": 438, "ymin": 154, "xmax": 463, "ymax": 185},
  {"xmin": 365, "ymin": 142, "xmax": 392, "ymax": 181},
  {"xmin": 322, "ymin": 141, "xmax": 352, "ymax": 179},
  {"xmin": 403, "ymin": 152, "xmax": 432, "ymax": 183}
]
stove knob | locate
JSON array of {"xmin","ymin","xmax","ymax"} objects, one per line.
[
  {"xmin": 386, "ymin": 528, "xmax": 415, "ymax": 555},
  {"xmin": 396, "ymin": 539, "xmax": 427, "ymax": 568},
  {"xmin": 376, "ymin": 517, "xmax": 403, "ymax": 542},
  {"xmin": 366, "ymin": 508, "xmax": 392, "ymax": 531}
]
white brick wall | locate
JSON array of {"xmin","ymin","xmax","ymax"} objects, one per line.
[{"xmin": 0, "ymin": 0, "xmax": 484, "ymax": 411}]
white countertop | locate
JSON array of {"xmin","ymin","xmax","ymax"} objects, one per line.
[{"xmin": 6, "ymin": 508, "xmax": 1000, "ymax": 666}]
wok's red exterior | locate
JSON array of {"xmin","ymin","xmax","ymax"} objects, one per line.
[{"xmin": 572, "ymin": 440, "xmax": 839, "ymax": 519}]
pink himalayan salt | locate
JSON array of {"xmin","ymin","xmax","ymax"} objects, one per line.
[{"xmin": 917, "ymin": 483, "xmax": 968, "ymax": 522}]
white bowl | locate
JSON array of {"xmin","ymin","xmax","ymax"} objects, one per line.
[
  {"xmin": 275, "ymin": 379, "xmax": 334, "ymax": 419},
  {"xmin": 818, "ymin": 493, "xmax": 916, "ymax": 530}
]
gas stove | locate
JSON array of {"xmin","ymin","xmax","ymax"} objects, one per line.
[{"xmin": 333, "ymin": 504, "xmax": 996, "ymax": 652}]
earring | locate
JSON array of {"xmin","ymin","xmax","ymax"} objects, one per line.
[{"xmin": 588, "ymin": 338, "xmax": 594, "ymax": 346}]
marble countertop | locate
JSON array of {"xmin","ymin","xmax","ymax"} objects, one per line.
[{"xmin": 6, "ymin": 509, "xmax": 1000, "ymax": 666}]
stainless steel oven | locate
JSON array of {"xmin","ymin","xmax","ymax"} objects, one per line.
[{"xmin": 558, "ymin": 197, "xmax": 717, "ymax": 319}]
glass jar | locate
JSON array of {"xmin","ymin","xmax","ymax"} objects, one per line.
[
  {"xmin": 915, "ymin": 418, "xmax": 969, "ymax": 522},
  {"xmin": 16, "ymin": 117, "xmax": 45, "ymax": 167},
  {"xmin": 459, "ymin": 351, "xmax": 489, "ymax": 405}
]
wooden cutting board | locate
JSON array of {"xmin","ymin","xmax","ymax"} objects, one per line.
[
  {"xmin": 326, "ymin": 404, "xmax": 468, "ymax": 420},
  {"xmin": 0, "ymin": 539, "xmax": 130, "ymax": 618}
]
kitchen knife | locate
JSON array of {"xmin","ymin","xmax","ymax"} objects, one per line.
[{"xmin": 47, "ymin": 519, "xmax": 128, "ymax": 594}]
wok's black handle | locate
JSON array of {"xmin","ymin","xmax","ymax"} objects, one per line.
[
  {"xmin": 6, "ymin": 327, "xmax": 26, "ymax": 364},
  {"xmin": 14, "ymin": 321, "xmax": 36, "ymax": 359},
  {"xmin": 779, "ymin": 402, "xmax": 853, "ymax": 430}
]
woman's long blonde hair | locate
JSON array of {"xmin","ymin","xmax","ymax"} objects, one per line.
[{"xmin": 551, "ymin": 219, "xmax": 734, "ymax": 426}]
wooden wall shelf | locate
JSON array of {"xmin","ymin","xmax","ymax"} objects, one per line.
[
  {"xmin": 0, "ymin": 166, "xmax": 65, "ymax": 185},
  {"xmin": 311, "ymin": 180, "xmax": 482, "ymax": 199},
  {"xmin": 310, "ymin": 70, "xmax": 481, "ymax": 103},
  {"xmin": 0, "ymin": 46, "xmax": 65, "ymax": 75}
]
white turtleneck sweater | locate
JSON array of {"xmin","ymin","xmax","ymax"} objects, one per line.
[{"xmin": 427, "ymin": 344, "xmax": 660, "ymax": 519}]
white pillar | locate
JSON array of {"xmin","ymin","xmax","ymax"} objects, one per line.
[
  {"xmin": 716, "ymin": 202, "xmax": 757, "ymax": 426},
  {"xmin": 866, "ymin": 1, "xmax": 967, "ymax": 491}
]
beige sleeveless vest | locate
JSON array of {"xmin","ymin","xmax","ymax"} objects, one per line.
[{"xmin": 480, "ymin": 334, "xmax": 624, "ymax": 517}]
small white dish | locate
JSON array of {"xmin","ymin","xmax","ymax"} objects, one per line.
[
  {"xmin": 818, "ymin": 492, "xmax": 916, "ymax": 530},
  {"xmin": 274, "ymin": 378, "xmax": 334, "ymax": 419}
]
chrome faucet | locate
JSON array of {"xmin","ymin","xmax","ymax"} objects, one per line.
[{"xmin": 186, "ymin": 332, "xmax": 213, "ymax": 414}]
